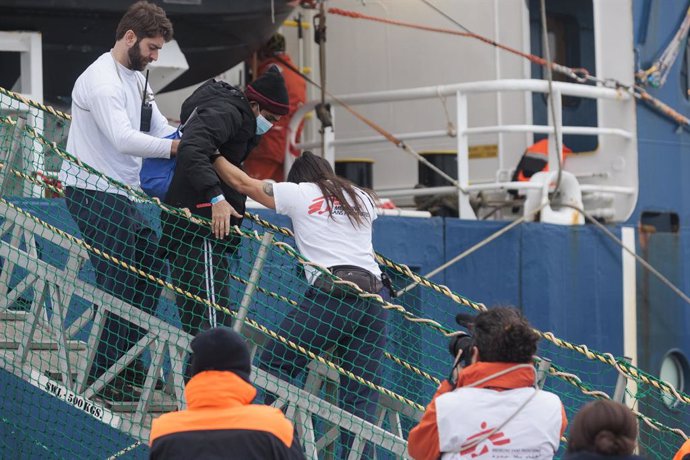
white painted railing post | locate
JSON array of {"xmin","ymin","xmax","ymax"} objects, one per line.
[
  {"xmin": 621, "ymin": 226, "xmax": 638, "ymax": 409},
  {"xmin": 323, "ymin": 106, "xmax": 336, "ymax": 168},
  {"xmin": 456, "ymin": 91, "xmax": 474, "ymax": 219},
  {"xmin": 546, "ymin": 89, "xmax": 563, "ymax": 173}
]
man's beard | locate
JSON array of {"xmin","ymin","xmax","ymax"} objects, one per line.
[{"xmin": 127, "ymin": 40, "xmax": 149, "ymax": 71}]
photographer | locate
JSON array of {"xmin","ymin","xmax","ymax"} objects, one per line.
[{"xmin": 408, "ymin": 307, "xmax": 567, "ymax": 460}]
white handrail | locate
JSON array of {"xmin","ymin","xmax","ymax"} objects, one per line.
[
  {"xmin": 287, "ymin": 78, "xmax": 634, "ymax": 220},
  {"xmin": 464, "ymin": 125, "xmax": 632, "ymax": 139},
  {"xmin": 298, "ymin": 130, "xmax": 449, "ymax": 150},
  {"xmin": 373, "ymin": 183, "xmax": 635, "ymax": 200},
  {"xmin": 297, "ymin": 125, "xmax": 630, "ymax": 151},
  {"xmin": 288, "ymin": 78, "xmax": 631, "ymax": 147}
]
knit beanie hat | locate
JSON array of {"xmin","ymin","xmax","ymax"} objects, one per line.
[
  {"xmin": 246, "ymin": 65, "xmax": 289, "ymax": 116},
  {"xmin": 190, "ymin": 327, "xmax": 252, "ymax": 382}
]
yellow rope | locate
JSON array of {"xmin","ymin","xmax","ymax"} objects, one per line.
[
  {"xmin": 2, "ymin": 95, "xmax": 690, "ymax": 408},
  {"xmin": 0, "ymin": 196, "xmax": 425, "ymax": 412},
  {"xmin": 2, "ymin": 115, "xmax": 452, "ymax": 336},
  {"xmin": 1, "ymin": 166, "xmax": 686, "ymax": 441},
  {"xmin": 0, "ymin": 87, "xmax": 72, "ymax": 120},
  {"xmin": 547, "ymin": 366, "xmax": 688, "ymax": 441},
  {"xmin": 0, "ymin": 135, "xmax": 443, "ymax": 388}
]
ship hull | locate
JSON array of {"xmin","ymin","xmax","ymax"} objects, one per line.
[{"xmin": 0, "ymin": 0, "xmax": 294, "ymax": 102}]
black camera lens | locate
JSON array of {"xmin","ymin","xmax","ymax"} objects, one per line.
[{"xmin": 448, "ymin": 332, "xmax": 474, "ymax": 367}]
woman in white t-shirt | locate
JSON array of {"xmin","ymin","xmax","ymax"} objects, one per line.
[{"xmin": 214, "ymin": 151, "xmax": 388, "ymax": 458}]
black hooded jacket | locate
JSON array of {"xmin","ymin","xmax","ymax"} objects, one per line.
[{"xmin": 165, "ymin": 79, "xmax": 259, "ymax": 224}]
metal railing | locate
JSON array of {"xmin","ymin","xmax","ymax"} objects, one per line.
[{"xmin": 288, "ymin": 79, "xmax": 636, "ymax": 219}]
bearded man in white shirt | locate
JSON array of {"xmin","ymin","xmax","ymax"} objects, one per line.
[{"xmin": 59, "ymin": 1, "xmax": 177, "ymax": 402}]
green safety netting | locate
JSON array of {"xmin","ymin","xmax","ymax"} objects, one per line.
[{"xmin": 0, "ymin": 87, "xmax": 687, "ymax": 460}]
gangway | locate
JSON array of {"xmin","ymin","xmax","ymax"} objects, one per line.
[{"xmin": 0, "ymin": 196, "xmax": 415, "ymax": 458}]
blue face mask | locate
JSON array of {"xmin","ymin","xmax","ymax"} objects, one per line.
[{"xmin": 255, "ymin": 114, "xmax": 273, "ymax": 135}]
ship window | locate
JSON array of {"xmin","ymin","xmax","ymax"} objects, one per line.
[
  {"xmin": 640, "ymin": 211, "xmax": 680, "ymax": 233},
  {"xmin": 546, "ymin": 17, "xmax": 575, "ymax": 86},
  {"xmin": 541, "ymin": 15, "xmax": 581, "ymax": 107},
  {"xmin": 659, "ymin": 351, "xmax": 688, "ymax": 409},
  {"xmin": 529, "ymin": 0, "xmax": 597, "ymax": 153}
]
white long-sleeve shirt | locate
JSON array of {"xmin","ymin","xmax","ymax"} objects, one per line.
[{"xmin": 59, "ymin": 52, "xmax": 175, "ymax": 193}]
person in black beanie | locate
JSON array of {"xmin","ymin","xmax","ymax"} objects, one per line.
[
  {"xmin": 188, "ymin": 325, "xmax": 252, "ymax": 381},
  {"xmin": 149, "ymin": 327, "xmax": 306, "ymax": 459},
  {"xmin": 161, "ymin": 66, "xmax": 288, "ymax": 338}
]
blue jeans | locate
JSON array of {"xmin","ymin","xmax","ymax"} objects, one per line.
[
  {"xmin": 260, "ymin": 286, "xmax": 389, "ymax": 459},
  {"xmin": 65, "ymin": 187, "xmax": 165, "ymax": 381}
]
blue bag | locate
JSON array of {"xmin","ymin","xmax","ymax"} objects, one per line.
[{"xmin": 140, "ymin": 129, "xmax": 180, "ymax": 200}]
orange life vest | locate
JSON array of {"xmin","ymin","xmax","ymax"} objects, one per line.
[{"xmin": 512, "ymin": 139, "xmax": 573, "ymax": 182}]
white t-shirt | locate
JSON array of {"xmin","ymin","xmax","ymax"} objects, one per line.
[
  {"xmin": 59, "ymin": 52, "xmax": 175, "ymax": 193},
  {"xmin": 273, "ymin": 182, "xmax": 381, "ymax": 284}
]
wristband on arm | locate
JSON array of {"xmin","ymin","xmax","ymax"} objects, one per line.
[{"xmin": 210, "ymin": 194, "xmax": 226, "ymax": 205}]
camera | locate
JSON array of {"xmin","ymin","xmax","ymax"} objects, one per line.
[
  {"xmin": 448, "ymin": 331, "xmax": 474, "ymax": 367},
  {"xmin": 448, "ymin": 313, "xmax": 476, "ymax": 370}
]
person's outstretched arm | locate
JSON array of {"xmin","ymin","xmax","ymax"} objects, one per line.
[{"xmin": 213, "ymin": 156, "xmax": 276, "ymax": 210}]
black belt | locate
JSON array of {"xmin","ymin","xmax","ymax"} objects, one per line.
[{"xmin": 313, "ymin": 265, "xmax": 383, "ymax": 298}]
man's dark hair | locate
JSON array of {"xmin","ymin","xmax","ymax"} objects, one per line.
[
  {"xmin": 567, "ymin": 400, "xmax": 637, "ymax": 456},
  {"xmin": 287, "ymin": 151, "xmax": 375, "ymax": 227},
  {"xmin": 473, "ymin": 307, "xmax": 539, "ymax": 363},
  {"xmin": 115, "ymin": 1, "xmax": 173, "ymax": 42}
]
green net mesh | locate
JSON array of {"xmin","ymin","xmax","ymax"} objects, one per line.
[{"xmin": 0, "ymin": 87, "xmax": 687, "ymax": 459}]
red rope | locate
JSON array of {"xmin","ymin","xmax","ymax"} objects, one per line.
[
  {"xmin": 329, "ymin": 8, "xmax": 549, "ymax": 68},
  {"xmin": 328, "ymin": 6, "xmax": 690, "ymax": 128}
]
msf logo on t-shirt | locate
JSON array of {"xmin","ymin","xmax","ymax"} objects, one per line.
[
  {"xmin": 308, "ymin": 196, "xmax": 341, "ymax": 215},
  {"xmin": 458, "ymin": 421, "xmax": 511, "ymax": 458}
]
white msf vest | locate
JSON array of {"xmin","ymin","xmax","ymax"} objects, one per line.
[{"xmin": 436, "ymin": 386, "xmax": 563, "ymax": 459}]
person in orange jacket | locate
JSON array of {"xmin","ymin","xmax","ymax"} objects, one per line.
[
  {"xmin": 149, "ymin": 327, "xmax": 305, "ymax": 459},
  {"xmin": 244, "ymin": 33, "xmax": 307, "ymax": 182},
  {"xmin": 407, "ymin": 307, "xmax": 568, "ymax": 460},
  {"xmin": 674, "ymin": 439, "xmax": 690, "ymax": 460}
]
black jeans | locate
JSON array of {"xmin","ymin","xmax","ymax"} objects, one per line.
[
  {"xmin": 261, "ymin": 286, "xmax": 389, "ymax": 459},
  {"xmin": 161, "ymin": 212, "xmax": 235, "ymax": 336},
  {"xmin": 65, "ymin": 187, "xmax": 165, "ymax": 381}
]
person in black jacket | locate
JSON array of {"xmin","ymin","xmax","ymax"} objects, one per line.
[
  {"xmin": 162, "ymin": 67, "xmax": 288, "ymax": 337},
  {"xmin": 149, "ymin": 327, "xmax": 305, "ymax": 459}
]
